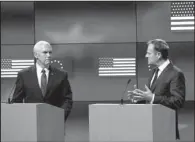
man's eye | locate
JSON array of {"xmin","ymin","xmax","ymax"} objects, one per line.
[{"xmin": 43, "ymin": 51, "xmax": 52, "ymax": 54}]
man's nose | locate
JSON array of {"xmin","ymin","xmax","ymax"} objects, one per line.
[{"xmin": 46, "ymin": 52, "xmax": 51, "ymax": 57}]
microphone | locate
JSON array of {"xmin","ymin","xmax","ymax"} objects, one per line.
[
  {"xmin": 120, "ymin": 79, "xmax": 131, "ymax": 105},
  {"xmin": 7, "ymin": 83, "xmax": 16, "ymax": 104}
]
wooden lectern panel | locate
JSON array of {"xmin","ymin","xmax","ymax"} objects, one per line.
[
  {"xmin": 1, "ymin": 103, "xmax": 64, "ymax": 142},
  {"xmin": 89, "ymin": 104, "xmax": 176, "ymax": 142}
]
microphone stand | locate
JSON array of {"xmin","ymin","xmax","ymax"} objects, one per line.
[
  {"xmin": 120, "ymin": 79, "xmax": 131, "ymax": 105},
  {"xmin": 7, "ymin": 83, "xmax": 16, "ymax": 104},
  {"xmin": 120, "ymin": 98, "xmax": 124, "ymax": 105}
]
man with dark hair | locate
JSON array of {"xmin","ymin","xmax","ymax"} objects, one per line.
[
  {"xmin": 128, "ymin": 39, "xmax": 185, "ymax": 140},
  {"xmin": 11, "ymin": 41, "xmax": 73, "ymax": 122}
]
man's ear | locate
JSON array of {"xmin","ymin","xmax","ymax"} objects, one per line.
[
  {"xmin": 157, "ymin": 52, "xmax": 161, "ymax": 59},
  {"xmin": 33, "ymin": 52, "xmax": 38, "ymax": 59}
]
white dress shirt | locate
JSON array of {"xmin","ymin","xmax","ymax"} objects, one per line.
[
  {"xmin": 36, "ymin": 63, "xmax": 49, "ymax": 88},
  {"xmin": 150, "ymin": 59, "xmax": 170, "ymax": 103}
]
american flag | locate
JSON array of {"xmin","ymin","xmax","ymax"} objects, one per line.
[
  {"xmin": 98, "ymin": 57, "xmax": 136, "ymax": 77},
  {"xmin": 1, "ymin": 59, "xmax": 34, "ymax": 78},
  {"xmin": 1, "ymin": 59, "xmax": 64, "ymax": 78},
  {"xmin": 170, "ymin": 2, "xmax": 194, "ymax": 31}
]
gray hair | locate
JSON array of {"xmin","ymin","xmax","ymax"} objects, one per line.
[
  {"xmin": 147, "ymin": 39, "xmax": 169, "ymax": 60},
  {"xmin": 33, "ymin": 41, "xmax": 51, "ymax": 53},
  {"xmin": 33, "ymin": 41, "xmax": 51, "ymax": 63}
]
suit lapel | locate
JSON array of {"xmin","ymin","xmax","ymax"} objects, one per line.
[
  {"xmin": 31, "ymin": 66, "xmax": 43, "ymax": 95},
  {"xmin": 150, "ymin": 63, "xmax": 173, "ymax": 92}
]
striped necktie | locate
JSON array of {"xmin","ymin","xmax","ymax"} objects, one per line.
[
  {"xmin": 41, "ymin": 69, "xmax": 47, "ymax": 96},
  {"xmin": 150, "ymin": 68, "xmax": 159, "ymax": 88}
]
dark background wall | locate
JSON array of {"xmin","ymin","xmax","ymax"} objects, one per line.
[{"xmin": 1, "ymin": 1, "xmax": 194, "ymax": 101}]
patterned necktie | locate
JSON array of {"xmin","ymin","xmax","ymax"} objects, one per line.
[
  {"xmin": 150, "ymin": 68, "xmax": 159, "ymax": 88},
  {"xmin": 41, "ymin": 69, "xmax": 47, "ymax": 96}
]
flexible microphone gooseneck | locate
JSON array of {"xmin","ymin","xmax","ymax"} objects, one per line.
[
  {"xmin": 120, "ymin": 79, "xmax": 131, "ymax": 105},
  {"xmin": 7, "ymin": 83, "xmax": 16, "ymax": 104}
]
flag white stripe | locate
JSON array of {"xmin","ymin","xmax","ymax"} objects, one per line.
[
  {"xmin": 12, "ymin": 63, "xmax": 34, "ymax": 66},
  {"xmin": 113, "ymin": 61, "xmax": 136, "ymax": 64},
  {"xmin": 113, "ymin": 64, "xmax": 136, "ymax": 67},
  {"xmin": 171, "ymin": 27, "xmax": 194, "ymax": 30},
  {"xmin": 1, "ymin": 72, "xmax": 18, "ymax": 75},
  {"xmin": 12, "ymin": 66, "xmax": 31, "ymax": 69},
  {"xmin": 171, "ymin": 16, "xmax": 194, "ymax": 20},
  {"xmin": 1, "ymin": 75, "xmax": 17, "ymax": 78},
  {"xmin": 171, "ymin": 21, "xmax": 194, "ymax": 25},
  {"xmin": 1, "ymin": 69, "xmax": 22, "ymax": 72},
  {"xmin": 99, "ymin": 67, "xmax": 136, "ymax": 70},
  {"xmin": 99, "ymin": 73, "xmax": 136, "ymax": 76},
  {"xmin": 113, "ymin": 58, "xmax": 135, "ymax": 61},
  {"xmin": 99, "ymin": 70, "xmax": 135, "ymax": 73},
  {"xmin": 11, "ymin": 60, "xmax": 34, "ymax": 63}
]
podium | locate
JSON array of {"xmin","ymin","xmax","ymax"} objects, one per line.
[
  {"xmin": 1, "ymin": 103, "xmax": 64, "ymax": 142},
  {"xmin": 89, "ymin": 104, "xmax": 176, "ymax": 142}
]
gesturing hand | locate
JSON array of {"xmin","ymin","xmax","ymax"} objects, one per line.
[{"xmin": 127, "ymin": 85, "xmax": 153, "ymax": 102}]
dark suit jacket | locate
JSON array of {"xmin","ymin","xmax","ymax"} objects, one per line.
[
  {"xmin": 148, "ymin": 62, "xmax": 185, "ymax": 110},
  {"xmin": 149, "ymin": 62, "xmax": 185, "ymax": 139},
  {"xmin": 11, "ymin": 65, "xmax": 73, "ymax": 121},
  {"xmin": 137, "ymin": 62, "xmax": 185, "ymax": 139}
]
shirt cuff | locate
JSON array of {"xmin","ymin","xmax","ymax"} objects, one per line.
[{"xmin": 150, "ymin": 94, "xmax": 155, "ymax": 104}]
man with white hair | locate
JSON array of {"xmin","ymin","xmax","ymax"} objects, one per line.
[{"xmin": 11, "ymin": 41, "xmax": 73, "ymax": 121}]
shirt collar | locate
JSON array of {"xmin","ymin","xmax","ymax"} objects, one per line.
[
  {"xmin": 36, "ymin": 63, "xmax": 49, "ymax": 73},
  {"xmin": 158, "ymin": 59, "xmax": 170, "ymax": 72}
]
